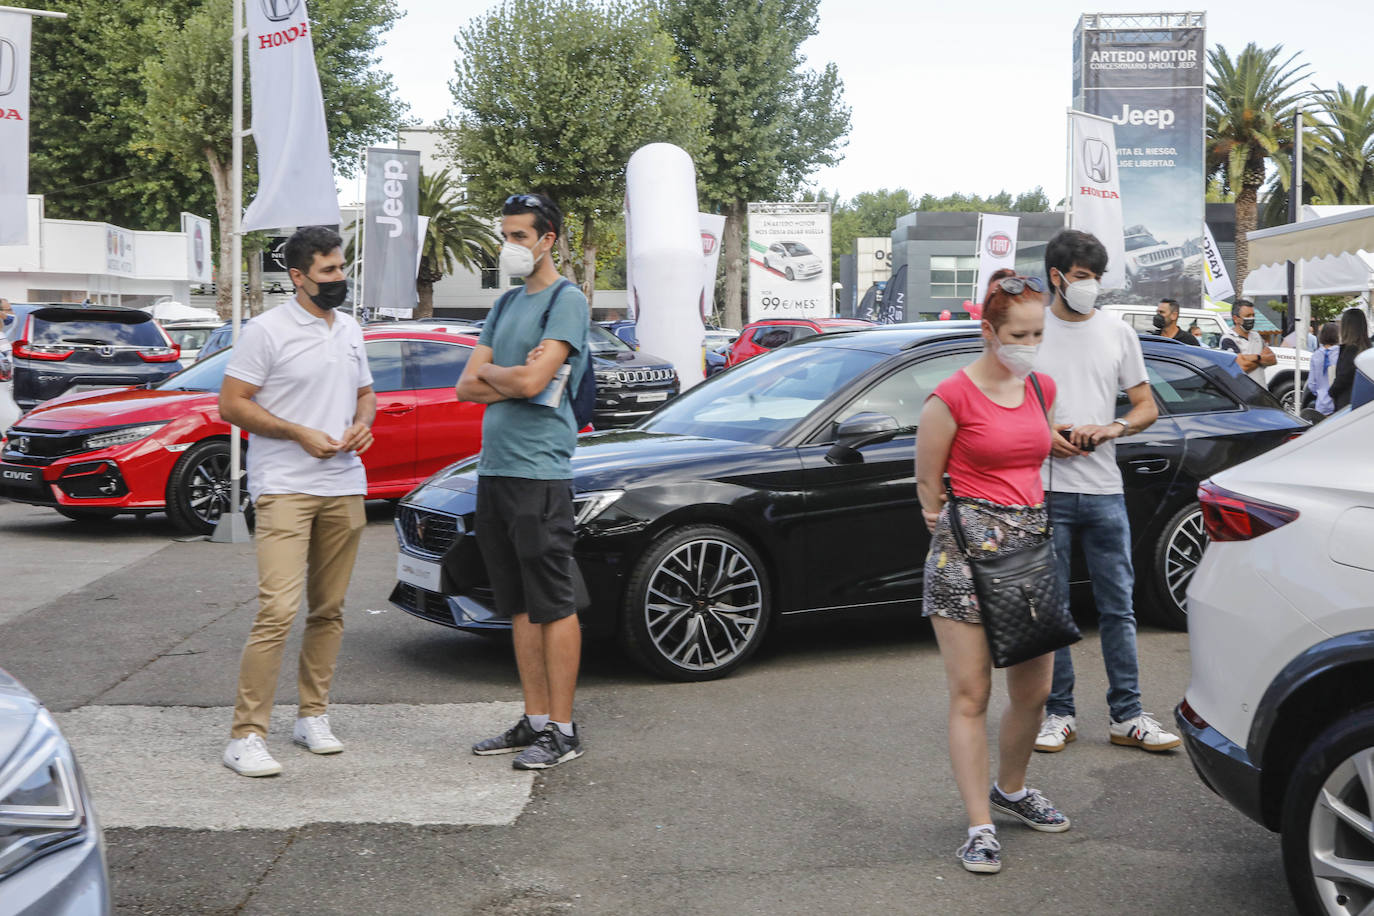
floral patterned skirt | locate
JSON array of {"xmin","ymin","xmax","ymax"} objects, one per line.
[{"xmin": 922, "ymin": 496, "xmax": 1050, "ymax": 625}]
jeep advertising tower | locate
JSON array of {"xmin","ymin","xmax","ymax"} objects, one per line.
[{"xmin": 1073, "ymin": 12, "xmax": 1206, "ymax": 308}]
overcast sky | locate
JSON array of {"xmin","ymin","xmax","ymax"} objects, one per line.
[{"xmin": 360, "ymin": 0, "xmax": 1373, "ymax": 204}]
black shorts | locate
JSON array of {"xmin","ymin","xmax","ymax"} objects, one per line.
[{"xmin": 475, "ymin": 476, "xmax": 577, "ymax": 625}]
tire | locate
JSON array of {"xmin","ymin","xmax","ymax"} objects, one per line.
[
  {"xmin": 784, "ymin": 267, "xmax": 795, "ymax": 281},
  {"xmin": 619, "ymin": 524, "xmax": 771, "ymax": 681},
  {"xmin": 1281, "ymin": 705, "xmax": 1374, "ymax": 915},
  {"xmin": 165, "ymin": 439, "xmax": 251, "ymax": 536},
  {"xmin": 1273, "ymin": 381, "xmax": 1299, "ymax": 414},
  {"xmin": 1144, "ymin": 502, "xmax": 1206, "ymax": 630},
  {"xmin": 55, "ymin": 507, "xmax": 119, "ymax": 522}
]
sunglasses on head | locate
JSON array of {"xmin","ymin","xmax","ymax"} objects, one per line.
[
  {"xmin": 504, "ymin": 194, "xmax": 551, "ymax": 218},
  {"xmin": 994, "ymin": 276, "xmax": 1046, "ymax": 295}
]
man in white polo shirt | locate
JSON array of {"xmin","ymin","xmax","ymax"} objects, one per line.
[{"xmin": 218, "ymin": 226, "xmax": 376, "ymax": 777}]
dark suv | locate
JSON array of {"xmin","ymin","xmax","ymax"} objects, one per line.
[
  {"xmin": 6, "ymin": 305, "xmax": 182, "ymax": 410},
  {"xmin": 587, "ymin": 323, "xmax": 679, "ymax": 428}
]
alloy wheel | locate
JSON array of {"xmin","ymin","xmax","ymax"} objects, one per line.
[
  {"xmin": 1162, "ymin": 507, "xmax": 1207, "ymax": 615},
  {"xmin": 642, "ymin": 538, "xmax": 764, "ymax": 673},
  {"xmin": 1308, "ymin": 747, "xmax": 1374, "ymax": 914},
  {"xmin": 185, "ymin": 450, "xmax": 246, "ymax": 526}
]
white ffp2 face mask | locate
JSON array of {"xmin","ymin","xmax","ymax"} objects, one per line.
[
  {"xmin": 499, "ymin": 240, "xmax": 542, "ymax": 278},
  {"xmin": 995, "ymin": 342, "xmax": 1040, "ymax": 379},
  {"xmin": 1059, "ymin": 277, "xmax": 1101, "ymax": 314}
]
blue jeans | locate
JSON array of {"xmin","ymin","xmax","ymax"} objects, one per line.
[{"xmin": 1044, "ymin": 492, "xmax": 1142, "ymax": 723}]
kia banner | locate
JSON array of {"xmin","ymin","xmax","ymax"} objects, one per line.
[
  {"xmin": 1073, "ymin": 14, "xmax": 1206, "ymax": 307},
  {"xmin": 1068, "ymin": 109, "xmax": 1127, "ymax": 290},
  {"xmin": 746, "ymin": 202, "xmax": 832, "ymax": 321},
  {"xmin": 243, "ymin": 0, "xmax": 340, "ymax": 232},
  {"xmin": 362, "ymin": 148, "xmax": 420, "ymax": 312},
  {"xmin": 974, "ymin": 213, "xmax": 1020, "ymax": 305},
  {"xmin": 1200, "ymin": 221, "xmax": 1234, "ymax": 302},
  {"xmin": 699, "ymin": 213, "xmax": 725, "ymax": 321},
  {"xmin": 0, "ymin": 12, "xmax": 31, "ymax": 246},
  {"xmin": 181, "ymin": 213, "xmax": 214, "ymax": 284}
]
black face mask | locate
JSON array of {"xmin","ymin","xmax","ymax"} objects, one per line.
[
  {"xmin": 1152, "ymin": 313, "xmax": 1168, "ymax": 331},
  {"xmin": 304, "ymin": 278, "xmax": 348, "ymax": 311},
  {"xmin": 1241, "ymin": 317, "xmax": 1255, "ymax": 332}
]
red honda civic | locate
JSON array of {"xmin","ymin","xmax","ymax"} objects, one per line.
[{"xmin": 0, "ymin": 326, "xmax": 486, "ymax": 534}]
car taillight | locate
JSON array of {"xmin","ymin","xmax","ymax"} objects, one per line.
[
  {"xmin": 1197, "ymin": 480, "xmax": 1299, "ymax": 542},
  {"xmin": 12, "ymin": 339, "xmax": 75, "ymax": 361},
  {"xmin": 138, "ymin": 344, "xmax": 181, "ymax": 363}
]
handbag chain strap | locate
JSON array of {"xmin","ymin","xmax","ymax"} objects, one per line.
[{"xmin": 943, "ymin": 372, "xmax": 1054, "ymax": 559}]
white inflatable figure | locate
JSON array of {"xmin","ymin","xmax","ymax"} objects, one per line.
[{"xmin": 625, "ymin": 143, "xmax": 705, "ymax": 389}]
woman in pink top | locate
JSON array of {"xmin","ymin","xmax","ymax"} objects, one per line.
[{"xmin": 914, "ymin": 272, "xmax": 1071, "ymax": 874}]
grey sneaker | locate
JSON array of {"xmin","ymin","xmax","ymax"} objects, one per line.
[
  {"xmin": 472, "ymin": 715, "xmax": 540, "ymax": 756},
  {"xmin": 989, "ymin": 786, "xmax": 1071, "ymax": 833},
  {"xmin": 956, "ymin": 829, "xmax": 1001, "ymax": 874},
  {"xmin": 512, "ymin": 723, "xmax": 583, "ymax": 770}
]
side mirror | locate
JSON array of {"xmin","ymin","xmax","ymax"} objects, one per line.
[{"xmin": 826, "ymin": 412, "xmax": 901, "ymax": 464}]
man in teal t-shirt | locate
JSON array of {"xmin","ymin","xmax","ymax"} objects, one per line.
[{"xmin": 455, "ymin": 192, "xmax": 590, "ymax": 771}]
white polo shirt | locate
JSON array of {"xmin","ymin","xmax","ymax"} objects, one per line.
[{"xmin": 224, "ymin": 299, "xmax": 373, "ymax": 500}]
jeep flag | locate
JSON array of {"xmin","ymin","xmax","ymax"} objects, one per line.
[
  {"xmin": 1073, "ymin": 15, "xmax": 1206, "ymax": 307},
  {"xmin": 974, "ymin": 213, "xmax": 1020, "ymax": 305},
  {"xmin": 362, "ymin": 148, "xmax": 420, "ymax": 313},
  {"xmin": 0, "ymin": 12, "xmax": 31, "ymax": 246},
  {"xmin": 243, "ymin": 0, "xmax": 340, "ymax": 232},
  {"xmin": 1068, "ymin": 110, "xmax": 1127, "ymax": 290},
  {"xmin": 1200, "ymin": 221, "xmax": 1234, "ymax": 302}
]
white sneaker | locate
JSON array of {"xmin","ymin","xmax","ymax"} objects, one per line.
[
  {"xmin": 1034, "ymin": 714, "xmax": 1078, "ymax": 753},
  {"xmin": 1109, "ymin": 712, "xmax": 1182, "ymax": 752},
  {"xmin": 223, "ymin": 734, "xmax": 282, "ymax": 777},
  {"xmin": 293, "ymin": 714, "xmax": 344, "ymax": 754}
]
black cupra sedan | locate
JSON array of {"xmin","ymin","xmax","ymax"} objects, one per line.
[{"xmin": 390, "ymin": 325, "xmax": 1306, "ymax": 681}]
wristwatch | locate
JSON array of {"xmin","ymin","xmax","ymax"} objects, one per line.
[{"xmin": 1112, "ymin": 418, "xmax": 1131, "ymax": 435}]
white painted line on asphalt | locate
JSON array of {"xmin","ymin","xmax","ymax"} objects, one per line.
[{"xmin": 54, "ymin": 702, "xmax": 534, "ymax": 830}]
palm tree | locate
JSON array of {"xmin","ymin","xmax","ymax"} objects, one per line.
[
  {"xmin": 1206, "ymin": 43, "xmax": 1311, "ymax": 293},
  {"xmin": 1260, "ymin": 85, "xmax": 1374, "ymax": 227},
  {"xmin": 416, "ymin": 169, "xmax": 500, "ymax": 318}
]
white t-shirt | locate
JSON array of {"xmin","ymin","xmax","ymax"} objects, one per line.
[
  {"xmin": 1033, "ymin": 308, "xmax": 1149, "ymax": 495},
  {"xmin": 1220, "ymin": 328, "xmax": 1267, "ymax": 383},
  {"xmin": 224, "ymin": 299, "xmax": 373, "ymax": 500}
]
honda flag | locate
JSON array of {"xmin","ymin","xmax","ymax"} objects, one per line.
[
  {"xmin": 1068, "ymin": 109, "xmax": 1127, "ymax": 290},
  {"xmin": 0, "ymin": 12, "xmax": 31, "ymax": 245},
  {"xmin": 1200, "ymin": 221, "xmax": 1234, "ymax": 302},
  {"xmin": 243, "ymin": 0, "xmax": 340, "ymax": 232},
  {"xmin": 362, "ymin": 148, "xmax": 420, "ymax": 312},
  {"xmin": 974, "ymin": 213, "xmax": 1020, "ymax": 305}
]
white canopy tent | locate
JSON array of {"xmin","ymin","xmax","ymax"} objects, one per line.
[
  {"xmin": 141, "ymin": 300, "xmax": 220, "ymax": 323},
  {"xmin": 1244, "ymin": 206, "xmax": 1374, "ymax": 297}
]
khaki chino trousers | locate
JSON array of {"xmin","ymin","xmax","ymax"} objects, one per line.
[{"xmin": 231, "ymin": 493, "xmax": 367, "ymax": 739}]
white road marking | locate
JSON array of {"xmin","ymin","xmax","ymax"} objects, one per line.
[{"xmin": 55, "ymin": 702, "xmax": 533, "ymax": 830}]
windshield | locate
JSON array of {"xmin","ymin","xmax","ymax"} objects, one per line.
[
  {"xmin": 640, "ymin": 345, "xmax": 884, "ymax": 443},
  {"xmin": 32, "ymin": 315, "xmax": 166, "ymax": 347},
  {"xmin": 157, "ymin": 346, "xmax": 230, "ymax": 392},
  {"xmin": 1125, "ymin": 234, "xmax": 1158, "ymax": 251},
  {"xmin": 589, "ymin": 322, "xmax": 634, "ymax": 355},
  {"xmin": 782, "ymin": 242, "xmax": 813, "ymax": 256},
  {"xmin": 165, "ymin": 327, "xmax": 213, "ymax": 351}
]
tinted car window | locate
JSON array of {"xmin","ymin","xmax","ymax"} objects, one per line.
[
  {"xmin": 366, "ymin": 340, "xmax": 406, "ymax": 393},
  {"xmin": 835, "ymin": 351, "xmax": 979, "ymax": 431},
  {"xmin": 589, "ymin": 323, "xmax": 633, "ymax": 356},
  {"xmin": 1116, "ymin": 357, "xmax": 1239, "ymax": 416},
  {"xmin": 641, "ymin": 346, "xmax": 884, "ymax": 443},
  {"xmin": 32, "ymin": 316, "xmax": 166, "ymax": 347},
  {"xmin": 754, "ymin": 327, "xmax": 793, "ymax": 348},
  {"xmin": 410, "ymin": 340, "xmax": 470, "ymax": 389}
]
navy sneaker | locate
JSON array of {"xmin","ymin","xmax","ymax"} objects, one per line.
[
  {"xmin": 472, "ymin": 715, "xmax": 540, "ymax": 756},
  {"xmin": 989, "ymin": 786, "xmax": 1071, "ymax": 833},
  {"xmin": 512, "ymin": 723, "xmax": 584, "ymax": 770},
  {"xmin": 956, "ymin": 829, "xmax": 1001, "ymax": 874}
]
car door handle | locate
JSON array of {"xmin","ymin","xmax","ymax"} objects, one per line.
[
  {"xmin": 1128, "ymin": 458, "xmax": 1170, "ymax": 474},
  {"xmin": 380, "ymin": 404, "xmax": 414, "ymax": 416}
]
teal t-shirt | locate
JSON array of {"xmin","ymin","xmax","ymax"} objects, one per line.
[{"xmin": 476, "ymin": 281, "xmax": 590, "ymax": 479}]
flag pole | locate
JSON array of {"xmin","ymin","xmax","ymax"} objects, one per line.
[
  {"xmin": 1064, "ymin": 109, "xmax": 1074, "ymax": 229},
  {"xmin": 213, "ymin": 0, "xmax": 251, "ymax": 543},
  {"xmin": 1292, "ymin": 108, "xmax": 1306, "ymax": 414}
]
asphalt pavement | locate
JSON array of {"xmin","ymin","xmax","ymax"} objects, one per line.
[{"xmin": 0, "ymin": 499, "xmax": 1295, "ymax": 915}]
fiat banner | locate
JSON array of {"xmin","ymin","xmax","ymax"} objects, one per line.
[
  {"xmin": 746, "ymin": 202, "xmax": 831, "ymax": 321},
  {"xmin": 1068, "ymin": 110, "xmax": 1127, "ymax": 290},
  {"xmin": 181, "ymin": 213, "xmax": 214, "ymax": 284},
  {"xmin": 974, "ymin": 214, "xmax": 1020, "ymax": 305},
  {"xmin": 1073, "ymin": 15, "xmax": 1206, "ymax": 307},
  {"xmin": 699, "ymin": 213, "xmax": 725, "ymax": 320},
  {"xmin": 362, "ymin": 148, "xmax": 420, "ymax": 312},
  {"xmin": 0, "ymin": 12, "xmax": 31, "ymax": 245},
  {"xmin": 243, "ymin": 0, "xmax": 340, "ymax": 232}
]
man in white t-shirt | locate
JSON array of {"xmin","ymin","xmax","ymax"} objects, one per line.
[
  {"xmin": 1031, "ymin": 229, "xmax": 1181, "ymax": 755},
  {"xmin": 217, "ymin": 226, "xmax": 377, "ymax": 777},
  {"xmin": 1220, "ymin": 299, "xmax": 1276, "ymax": 384}
]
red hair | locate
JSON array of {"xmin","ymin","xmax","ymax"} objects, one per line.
[{"xmin": 982, "ymin": 269, "xmax": 1043, "ymax": 329}]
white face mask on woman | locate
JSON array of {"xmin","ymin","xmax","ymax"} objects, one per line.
[{"xmin": 994, "ymin": 339, "xmax": 1040, "ymax": 379}]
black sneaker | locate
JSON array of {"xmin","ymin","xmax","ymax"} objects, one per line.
[
  {"xmin": 472, "ymin": 715, "xmax": 540, "ymax": 756},
  {"xmin": 989, "ymin": 785, "xmax": 1071, "ymax": 833},
  {"xmin": 956, "ymin": 829, "xmax": 1001, "ymax": 874},
  {"xmin": 512, "ymin": 723, "xmax": 584, "ymax": 770}
]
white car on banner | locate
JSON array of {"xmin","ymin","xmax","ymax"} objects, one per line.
[{"xmin": 761, "ymin": 240, "xmax": 824, "ymax": 282}]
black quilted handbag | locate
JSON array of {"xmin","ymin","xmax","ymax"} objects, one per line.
[{"xmin": 942, "ymin": 374, "xmax": 1080, "ymax": 668}]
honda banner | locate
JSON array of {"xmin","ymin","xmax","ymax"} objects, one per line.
[
  {"xmin": 0, "ymin": 12, "xmax": 31, "ymax": 245},
  {"xmin": 181, "ymin": 213, "xmax": 214, "ymax": 284},
  {"xmin": 746, "ymin": 202, "xmax": 831, "ymax": 321},
  {"xmin": 699, "ymin": 213, "xmax": 725, "ymax": 320},
  {"xmin": 1073, "ymin": 14, "xmax": 1206, "ymax": 307},
  {"xmin": 362, "ymin": 148, "xmax": 420, "ymax": 312},
  {"xmin": 1200, "ymin": 221, "xmax": 1234, "ymax": 302},
  {"xmin": 1068, "ymin": 110, "xmax": 1127, "ymax": 290},
  {"xmin": 974, "ymin": 213, "xmax": 1020, "ymax": 305},
  {"xmin": 243, "ymin": 0, "xmax": 340, "ymax": 232}
]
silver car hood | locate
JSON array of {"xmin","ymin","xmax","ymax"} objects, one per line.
[{"xmin": 0, "ymin": 667, "xmax": 40, "ymax": 767}]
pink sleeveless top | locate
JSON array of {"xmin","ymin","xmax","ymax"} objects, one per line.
[{"xmin": 930, "ymin": 369, "xmax": 1056, "ymax": 507}]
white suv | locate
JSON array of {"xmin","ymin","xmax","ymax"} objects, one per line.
[{"xmin": 1178, "ymin": 347, "xmax": 1374, "ymax": 915}]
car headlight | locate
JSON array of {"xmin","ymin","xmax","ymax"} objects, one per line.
[
  {"xmin": 0, "ymin": 708, "xmax": 89, "ymax": 881},
  {"xmin": 572, "ymin": 490, "xmax": 624, "ymax": 526},
  {"xmin": 594, "ymin": 370, "xmax": 620, "ymax": 387},
  {"xmin": 82, "ymin": 422, "xmax": 167, "ymax": 452}
]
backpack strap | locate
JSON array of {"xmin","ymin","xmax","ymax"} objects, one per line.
[
  {"xmin": 537, "ymin": 278, "xmax": 576, "ymax": 332},
  {"xmin": 486, "ymin": 287, "xmax": 521, "ymax": 338}
]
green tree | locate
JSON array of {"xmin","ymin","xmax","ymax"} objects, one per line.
[
  {"xmin": 415, "ymin": 169, "xmax": 500, "ymax": 318},
  {"xmin": 1307, "ymin": 84, "xmax": 1374, "ymax": 205},
  {"xmin": 1206, "ymin": 43, "xmax": 1311, "ymax": 293},
  {"xmin": 660, "ymin": 0, "xmax": 850, "ymax": 328},
  {"xmin": 140, "ymin": 0, "xmax": 406, "ymax": 315},
  {"xmin": 446, "ymin": 0, "xmax": 706, "ymax": 305},
  {"xmin": 828, "ymin": 188, "xmax": 915, "ymax": 276}
]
